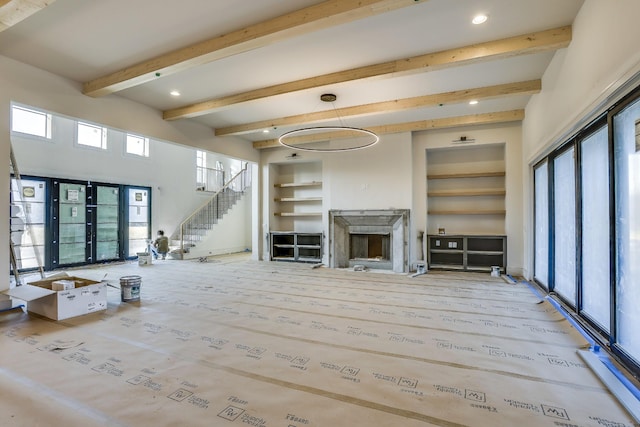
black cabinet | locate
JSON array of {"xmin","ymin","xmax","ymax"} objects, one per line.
[
  {"xmin": 270, "ymin": 232, "xmax": 322, "ymax": 263},
  {"xmin": 427, "ymin": 235, "xmax": 506, "ymax": 272}
]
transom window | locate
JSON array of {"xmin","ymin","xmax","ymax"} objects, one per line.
[
  {"xmin": 77, "ymin": 122, "xmax": 107, "ymax": 149},
  {"xmin": 11, "ymin": 105, "xmax": 52, "ymax": 139},
  {"xmin": 126, "ymin": 133, "xmax": 150, "ymax": 157}
]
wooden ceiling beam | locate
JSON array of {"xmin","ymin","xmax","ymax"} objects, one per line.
[
  {"xmin": 216, "ymin": 80, "xmax": 540, "ymax": 136},
  {"xmin": 0, "ymin": 0, "xmax": 55, "ymax": 32},
  {"xmin": 165, "ymin": 26, "xmax": 570, "ymax": 121},
  {"xmin": 82, "ymin": 0, "xmax": 424, "ymax": 97},
  {"xmin": 252, "ymin": 109, "xmax": 525, "ymax": 149}
]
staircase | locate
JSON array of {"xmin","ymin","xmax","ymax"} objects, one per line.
[{"xmin": 175, "ymin": 165, "xmax": 251, "ymax": 259}]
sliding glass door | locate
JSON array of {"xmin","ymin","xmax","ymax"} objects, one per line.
[
  {"xmin": 532, "ymin": 85, "xmax": 640, "ymax": 375},
  {"xmin": 533, "ymin": 161, "xmax": 549, "ymax": 289},
  {"xmin": 579, "ymin": 126, "xmax": 611, "ymax": 332},
  {"xmin": 552, "ymin": 147, "xmax": 576, "ymax": 305},
  {"xmin": 613, "ymin": 96, "xmax": 640, "ymax": 365}
]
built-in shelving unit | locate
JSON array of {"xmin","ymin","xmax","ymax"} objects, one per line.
[
  {"xmin": 270, "ymin": 232, "xmax": 322, "ymax": 263},
  {"xmin": 427, "ymin": 234, "xmax": 506, "ymax": 272},
  {"xmin": 426, "ymin": 145, "xmax": 506, "ymax": 236},
  {"xmin": 427, "ymin": 172, "xmax": 506, "ymax": 215},
  {"xmin": 273, "ymin": 181, "xmax": 323, "ymax": 217},
  {"xmin": 269, "ymin": 161, "xmax": 323, "ymax": 263}
]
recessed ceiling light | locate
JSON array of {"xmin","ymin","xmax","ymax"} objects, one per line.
[
  {"xmin": 170, "ymin": 90, "xmax": 181, "ymax": 97},
  {"xmin": 472, "ymin": 14, "xmax": 488, "ymax": 25},
  {"xmin": 469, "ymin": 100, "xmax": 479, "ymax": 105}
]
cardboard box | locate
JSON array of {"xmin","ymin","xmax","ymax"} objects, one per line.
[
  {"xmin": 5, "ymin": 274, "xmax": 107, "ymax": 320},
  {"xmin": 52, "ymin": 280, "xmax": 75, "ymax": 291}
]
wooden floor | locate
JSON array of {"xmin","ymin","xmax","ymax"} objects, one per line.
[{"xmin": 0, "ymin": 255, "xmax": 637, "ymax": 426}]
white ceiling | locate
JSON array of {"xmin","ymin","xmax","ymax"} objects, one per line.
[{"xmin": 0, "ymin": 0, "xmax": 584, "ymax": 146}]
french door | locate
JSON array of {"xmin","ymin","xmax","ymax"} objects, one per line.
[{"xmin": 10, "ymin": 176, "xmax": 151, "ymax": 272}]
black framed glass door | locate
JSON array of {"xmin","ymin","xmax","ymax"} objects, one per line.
[
  {"xmin": 91, "ymin": 183, "xmax": 120, "ymax": 262},
  {"xmin": 125, "ymin": 186, "xmax": 151, "ymax": 257},
  {"xmin": 54, "ymin": 180, "xmax": 87, "ymax": 267}
]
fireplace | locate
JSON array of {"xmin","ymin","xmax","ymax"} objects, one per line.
[
  {"xmin": 329, "ymin": 209, "xmax": 409, "ymax": 272},
  {"xmin": 349, "ymin": 233, "xmax": 391, "ymax": 268}
]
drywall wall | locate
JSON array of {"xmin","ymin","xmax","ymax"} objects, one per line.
[
  {"xmin": 323, "ymin": 133, "xmax": 413, "ymax": 211},
  {"xmin": 522, "ymin": 0, "xmax": 640, "ymax": 278},
  {"xmin": 0, "ymin": 56, "xmax": 258, "ymax": 162},
  {"xmin": 413, "ymin": 123, "xmax": 523, "ymax": 276},
  {"xmin": 524, "ymin": 0, "xmax": 640, "ymax": 162},
  {"xmin": 1, "ymin": 55, "xmax": 256, "ymax": 290}
]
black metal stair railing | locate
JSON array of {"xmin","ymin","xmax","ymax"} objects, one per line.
[{"xmin": 179, "ymin": 165, "xmax": 250, "ymax": 256}]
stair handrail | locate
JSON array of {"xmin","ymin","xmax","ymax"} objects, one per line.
[{"xmin": 179, "ymin": 164, "xmax": 250, "ymax": 253}]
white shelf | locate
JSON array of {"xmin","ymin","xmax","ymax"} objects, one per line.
[
  {"xmin": 427, "ymin": 189, "xmax": 505, "ymax": 197},
  {"xmin": 274, "ymin": 197, "xmax": 323, "ymax": 202},
  {"xmin": 428, "ymin": 210, "xmax": 506, "ymax": 215},
  {"xmin": 427, "ymin": 171, "xmax": 505, "ymax": 179},
  {"xmin": 273, "ymin": 212, "xmax": 322, "ymax": 217},
  {"xmin": 274, "ymin": 181, "xmax": 322, "ymax": 188}
]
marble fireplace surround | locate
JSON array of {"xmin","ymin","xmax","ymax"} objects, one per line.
[{"xmin": 328, "ymin": 209, "xmax": 409, "ymax": 273}]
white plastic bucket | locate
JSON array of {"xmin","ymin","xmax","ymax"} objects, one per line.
[{"xmin": 137, "ymin": 252, "xmax": 152, "ymax": 266}]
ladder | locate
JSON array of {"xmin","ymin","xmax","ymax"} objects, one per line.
[{"xmin": 10, "ymin": 146, "xmax": 45, "ymax": 284}]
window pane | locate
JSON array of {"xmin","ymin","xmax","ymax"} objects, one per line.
[
  {"xmin": 534, "ymin": 162, "xmax": 549, "ymax": 288},
  {"xmin": 77, "ymin": 122, "xmax": 107, "ymax": 149},
  {"xmin": 196, "ymin": 151, "xmax": 206, "ymax": 188},
  {"xmin": 553, "ymin": 147, "xmax": 576, "ymax": 304},
  {"xmin": 613, "ymin": 97, "xmax": 640, "ymax": 364},
  {"xmin": 126, "ymin": 134, "xmax": 149, "ymax": 157},
  {"xmin": 580, "ymin": 127, "xmax": 610, "ymax": 331},
  {"xmin": 12, "ymin": 105, "xmax": 51, "ymax": 138},
  {"xmin": 197, "ymin": 150, "xmax": 205, "ymax": 167}
]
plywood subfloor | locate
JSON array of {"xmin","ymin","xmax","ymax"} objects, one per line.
[{"xmin": 1, "ymin": 256, "xmax": 636, "ymax": 426}]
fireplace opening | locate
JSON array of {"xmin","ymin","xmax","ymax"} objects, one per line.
[
  {"xmin": 349, "ymin": 233, "xmax": 390, "ymax": 262},
  {"xmin": 329, "ymin": 209, "xmax": 409, "ymax": 272}
]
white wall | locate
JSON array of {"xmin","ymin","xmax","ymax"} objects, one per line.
[
  {"xmin": 522, "ymin": 0, "xmax": 640, "ymax": 278},
  {"xmin": 413, "ymin": 123, "xmax": 523, "ymax": 275},
  {"xmin": 1, "ymin": 55, "xmax": 258, "ymax": 290},
  {"xmin": 324, "ymin": 132, "xmax": 413, "ymax": 210}
]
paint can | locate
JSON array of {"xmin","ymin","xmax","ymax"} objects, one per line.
[
  {"xmin": 137, "ymin": 252, "xmax": 152, "ymax": 266},
  {"xmin": 490, "ymin": 266, "xmax": 501, "ymax": 277},
  {"xmin": 120, "ymin": 275, "xmax": 142, "ymax": 302}
]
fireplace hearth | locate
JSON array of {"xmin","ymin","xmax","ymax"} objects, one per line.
[{"xmin": 329, "ymin": 209, "xmax": 409, "ymax": 272}]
